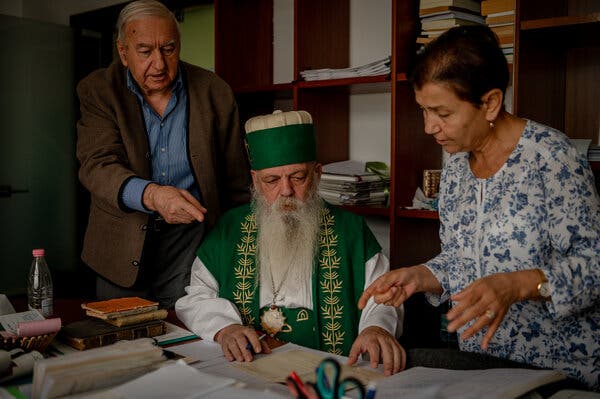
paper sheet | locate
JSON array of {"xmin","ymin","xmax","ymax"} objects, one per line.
[
  {"xmin": 167, "ymin": 339, "xmax": 225, "ymax": 364},
  {"xmin": 0, "ymin": 310, "xmax": 45, "ymax": 338},
  {"xmin": 112, "ymin": 361, "xmax": 236, "ymax": 399},
  {"xmin": 0, "ymin": 350, "xmax": 44, "ymax": 384},
  {"xmin": 0, "ymin": 295, "xmax": 15, "ymax": 316},
  {"xmin": 373, "ymin": 366, "xmax": 566, "ymax": 399},
  {"xmin": 232, "ymin": 348, "xmax": 384, "ymax": 385}
]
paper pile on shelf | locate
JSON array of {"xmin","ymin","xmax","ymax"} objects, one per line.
[
  {"xmin": 588, "ymin": 145, "xmax": 600, "ymax": 161},
  {"xmin": 568, "ymin": 138, "xmax": 600, "ymax": 162},
  {"xmin": 318, "ymin": 160, "xmax": 389, "ymax": 207},
  {"xmin": 300, "ymin": 56, "xmax": 390, "ymax": 81}
]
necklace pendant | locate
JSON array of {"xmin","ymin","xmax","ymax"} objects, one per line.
[{"xmin": 261, "ymin": 305, "xmax": 286, "ymax": 336}]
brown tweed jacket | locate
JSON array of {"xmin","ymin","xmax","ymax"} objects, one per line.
[{"xmin": 76, "ymin": 60, "xmax": 250, "ymax": 287}]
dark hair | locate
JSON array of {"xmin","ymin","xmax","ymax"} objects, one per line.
[{"xmin": 410, "ymin": 25, "xmax": 509, "ymax": 107}]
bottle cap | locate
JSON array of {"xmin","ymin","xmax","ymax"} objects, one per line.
[{"xmin": 32, "ymin": 248, "xmax": 45, "ymax": 257}]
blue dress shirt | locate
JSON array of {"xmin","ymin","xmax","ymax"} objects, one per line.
[{"xmin": 121, "ymin": 69, "xmax": 201, "ymax": 213}]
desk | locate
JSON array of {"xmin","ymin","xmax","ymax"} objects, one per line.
[{"xmin": 3, "ymin": 297, "xmax": 598, "ymax": 399}]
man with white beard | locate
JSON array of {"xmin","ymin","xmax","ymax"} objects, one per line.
[{"xmin": 175, "ymin": 110, "xmax": 405, "ymax": 375}]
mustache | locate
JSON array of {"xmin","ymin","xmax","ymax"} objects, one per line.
[{"xmin": 275, "ymin": 196, "xmax": 300, "ymax": 212}]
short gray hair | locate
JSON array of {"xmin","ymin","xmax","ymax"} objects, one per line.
[{"xmin": 116, "ymin": 0, "xmax": 180, "ymax": 42}]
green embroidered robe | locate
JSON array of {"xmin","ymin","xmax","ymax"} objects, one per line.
[{"xmin": 198, "ymin": 202, "xmax": 381, "ymax": 356}]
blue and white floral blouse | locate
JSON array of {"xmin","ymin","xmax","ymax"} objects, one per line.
[{"xmin": 424, "ymin": 119, "xmax": 600, "ymax": 390}]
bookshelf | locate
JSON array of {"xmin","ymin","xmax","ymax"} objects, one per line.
[{"xmin": 514, "ymin": 0, "xmax": 600, "ymax": 153}]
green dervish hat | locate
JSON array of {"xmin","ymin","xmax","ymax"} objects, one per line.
[{"xmin": 245, "ymin": 110, "xmax": 316, "ymax": 170}]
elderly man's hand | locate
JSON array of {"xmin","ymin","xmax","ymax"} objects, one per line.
[
  {"xmin": 347, "ymin": 326, "xmax": 405, "ymax": 376},
  {"xmin": 214, "ymin": 324, "xmax": 271, "ymax": 362},
  {"xmin": 143, "ymin": 183, "xmax": 207, "ymax": 224}
]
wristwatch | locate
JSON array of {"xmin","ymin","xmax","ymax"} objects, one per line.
[{"xmin": 536, "ymin": 269, "xmax": 551, "ymax": 299}]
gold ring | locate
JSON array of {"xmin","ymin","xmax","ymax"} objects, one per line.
[{"xmin": 484, "ymin": 309, "xmax": 495, "ymax": 320}]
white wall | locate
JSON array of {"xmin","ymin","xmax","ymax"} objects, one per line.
[{"xmin": 349, "ymin": 0, "xmax": 391, "ymax": 166}]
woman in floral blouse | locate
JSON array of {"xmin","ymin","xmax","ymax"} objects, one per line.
[{"xmin": 359, "ymin": 25, "xmax": 600, "ymax": 390}]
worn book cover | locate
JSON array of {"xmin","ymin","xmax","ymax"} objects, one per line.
[
  {"xmin": 103, "ymin": 309, "xmax": 168, "ymax": 327},
  {"xmin": 59, "ymin": 318, "xmax": 167, "ymax": 350},
  {"xmin": 82, "ymin": 297, "xmax": 159, "ymax": 319}
]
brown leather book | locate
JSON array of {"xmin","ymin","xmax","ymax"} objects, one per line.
[
  {"xmin": 81, "ymin": 297, "xmax": 159, "ymax": 320},
  {"xmin": 59, "ymin": 318, "xmax": 167, "ymax": 351},
  {"xmin": 102, "ymin": 309, "xmax": 168, "ymax": 327}
]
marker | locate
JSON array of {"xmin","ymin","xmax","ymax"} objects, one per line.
[
  {"xmin": 245, "ymin": 333, "xmax": 267, "ymax": 352},
  {"xmin": 366, "ymin": 382, "xmax": 377, "ymax": 399}
]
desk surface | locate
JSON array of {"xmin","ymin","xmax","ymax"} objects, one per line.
[{"xmin": 4, "ymin": 297, "xmax": 597, "ymax": 398}]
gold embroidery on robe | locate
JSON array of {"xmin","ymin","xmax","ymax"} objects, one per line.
[
  {"xmin": 233, "ymin": 214, "xmax": 257, "ymax": 326},
  {"xmin": 296, "ymin": 309, "xmax": 309, "ymax": 322},
  {"xmin": 319, "ymin": 208, "xmax": 344, "ymax": 355}
]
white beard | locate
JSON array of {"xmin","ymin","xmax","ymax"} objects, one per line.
[{"xmin": 254, "ymin": 188, "xmax": 322, "ymax": 306}]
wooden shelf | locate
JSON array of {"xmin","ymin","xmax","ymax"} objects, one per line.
[
  {"xmin": 396, "ymin": 208, "xmax": 439, "ymax": 220},
  {"xmin": 521, "ymin": 13, "xmax": 600, "ymax": 30},
  {"xmin": 231, "ymin": 82, "xmax": 293, "ymax": 94},
  {"xmin": 341, "ymin": 205, "xmax": 390, "ymax": 217}
]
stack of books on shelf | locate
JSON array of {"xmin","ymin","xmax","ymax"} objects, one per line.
[
  {"xmin": 59, "ymin": 297, "xmax": 168, "ymax": 351},
  {"xmin": 482, "ymin": 0, "xmax": 515, "ymax": 62},
  {"xmin": 318, "ymin": 160, "xmax": 389, "ymax": 207},
  {"xmin": 418, "ymin": 0, "xmax": 484, "ymax": 44},
  {"xmin": 300, "ymin": 56, "xmax": 390, "ymax": 81}
]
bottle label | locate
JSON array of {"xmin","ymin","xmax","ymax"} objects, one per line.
[{"xmin": 41, "ymin": 298, "xmax": 53, "ymax": 318}]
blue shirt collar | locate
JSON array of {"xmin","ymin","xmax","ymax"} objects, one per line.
[{"xmin": 126, "ymin": 66, "xmax": 184, "ymax": 98}]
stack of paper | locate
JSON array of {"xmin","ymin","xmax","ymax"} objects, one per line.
[
  {"xmin": 587, "ymin": 143, "xmax": 600, "ymax": 162},
  {"xmin": 300, "ymin": 56, "xmax": 390, "ymax": 81},
  {"xmin": 318, "ymin": 160, "xmax": 389, "ymax": 207},
  {"xmin": 31, "ymin": 338, "xmax": 166, "ymax": 399}
]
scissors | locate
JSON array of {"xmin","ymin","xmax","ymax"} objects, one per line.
[{"xmin": 314, "ymin": 358, "xmax": 365, "ymax": 399}]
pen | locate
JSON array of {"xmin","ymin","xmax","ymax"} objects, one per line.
[{"xmin": 245, "ymin": 333, "xmax": 267, "ymax": 352}]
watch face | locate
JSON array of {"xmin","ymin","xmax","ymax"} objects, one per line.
[{"xmin": 539, "ymin": 282, "xmax": 551, "ymax": 298}]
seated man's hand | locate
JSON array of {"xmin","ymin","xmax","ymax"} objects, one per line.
[
  {"xmin": 347, "ymin": 326, "xmax": 405, "ymax": 376},
  {"xmin": 214, "ymin": 324, "xmax": 271, "ymax": 362}
]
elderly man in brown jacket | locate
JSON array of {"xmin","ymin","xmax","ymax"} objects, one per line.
[{"xmin": 76, "ymin": 0, "xmax": 250, "ymax": 308}]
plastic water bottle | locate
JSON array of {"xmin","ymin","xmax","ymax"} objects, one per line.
[{"xmin": 27, "ymin": 248, "xmax": 53, "ymax": 317}]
